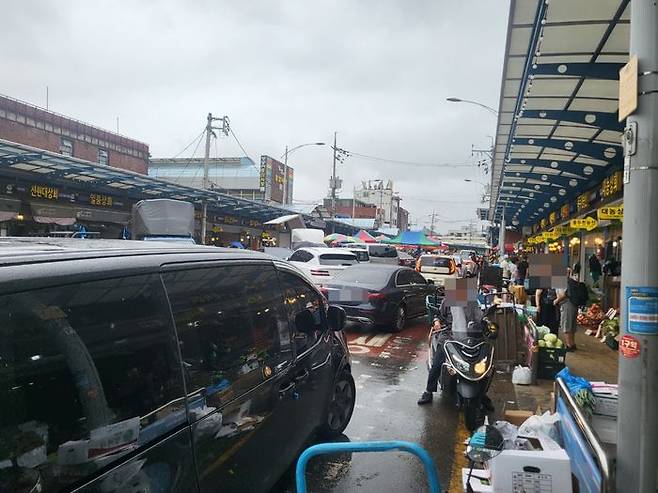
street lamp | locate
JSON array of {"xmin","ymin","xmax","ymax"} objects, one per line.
[
  {"xmin": 446, "ymin": 97, "xmax": 498, "ymax": 116},
  {"xmin": 280, "ymin": 142, "xmax": 325, "ymax": 204}
]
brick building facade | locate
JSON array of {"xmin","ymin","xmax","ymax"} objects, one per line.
[{"xmin": 0, "ymin": 94, "xmax": 149, "ymax": 174}]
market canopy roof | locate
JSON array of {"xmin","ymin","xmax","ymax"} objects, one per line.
[
  {"xmin": 383, "ymin": 230, "xmax": 440, "ymax": 246},
  {"xmin": 0, "ymin": 139, "xmax": 358, "ymax": 233},
  {"xmin": 354, "ymin": 229, "xmax": 376, "ymax": 243},
  {"xmin": 488, "ymin": 0, "xmax": 629, "ymax": 227}
]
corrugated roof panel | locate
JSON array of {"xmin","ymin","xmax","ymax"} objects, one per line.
[{"xmin": 540, "ymin": 24, "xmax": 609, "ymax": 53}]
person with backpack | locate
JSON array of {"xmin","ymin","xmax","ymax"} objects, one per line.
[{"xmin": 553, "ymin": 267, "xmax": 588, "ymax": 351}]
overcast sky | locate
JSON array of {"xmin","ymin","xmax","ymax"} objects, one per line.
[{"xmin": 2, "ymin": 0, "xmax": 509, "ymax": 232}]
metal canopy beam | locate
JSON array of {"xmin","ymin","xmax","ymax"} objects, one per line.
[
  {"xmin": 511, "ymin": 137, "xmax": 622, "ymax": 163},
  {"xmin": 519, "ymin": 110, "xmax": 623, "ymax": 131},
  {"xmin": 529, "ymin": 62, "xmax": 624, "ymax": 80}
]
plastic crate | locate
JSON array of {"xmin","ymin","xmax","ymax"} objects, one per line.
[{"xmin": 537, "ymin": 347, "xmax": 567, "ymax": 380}]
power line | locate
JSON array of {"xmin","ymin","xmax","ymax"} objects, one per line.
[
  {"xmin": 174, "ymin": 131, "xmax": 206, "ymax": 181},
  {"xmin": 343, "ymin": 150, "xmax": 474, "ymax": 168},
  {"xmin": 172, "ymin": 128, "xmax": 206, "ymax": 158},
  {"xmin": 229, "ymin": 127, "xmax": 259, "ymax": 169}
]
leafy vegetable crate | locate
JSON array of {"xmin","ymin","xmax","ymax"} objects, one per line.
[{"xmin": 537, "ymin": 347, "xmax": 567, "ymax": 380}]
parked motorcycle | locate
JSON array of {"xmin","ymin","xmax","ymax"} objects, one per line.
[{"xmin": 428, "ymin": 302, "xmax": 499, "ymax": 431}]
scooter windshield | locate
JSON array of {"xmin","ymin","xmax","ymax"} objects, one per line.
[{"xmin": 449, "ymin": 304, "xmax": 484, "ymax": 339}]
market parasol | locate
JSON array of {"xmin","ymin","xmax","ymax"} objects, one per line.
[{"xmin": 354, "ymin": 230, "xmax": 377, "ymax": 243}]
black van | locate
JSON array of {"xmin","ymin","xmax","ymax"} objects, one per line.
[{"xmin": 0, "ymin": 238, "xmax": 355, "ymax": 493}]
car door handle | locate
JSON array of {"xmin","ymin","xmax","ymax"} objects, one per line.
[
  {"xmin": 279, "ymin": 381, "xmax": 296, "ymax": 399},
  {"xmin": 311, "ymin": 353, "xmax": 331, "ymax": 371},
  {"xmin": 294, "ymin": 369, "xmax": 310, "ymax": 383}
]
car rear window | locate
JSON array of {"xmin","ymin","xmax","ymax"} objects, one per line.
[
  {"xmin": 420, "ymin": 256, "xmax": 452, "ymax": 268},
  {"xmin": 368, "ymin": 245, "xmax": 398, "ymax": 258},
  {"xmin": 333, "ymin": 266, "xmax": 392, "ymax": 287},
  {"xmin": 319, "ymin": 253, "xmax": 358, "ymax": 265}
]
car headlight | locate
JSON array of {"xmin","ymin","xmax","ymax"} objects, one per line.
[{"xmin": 474, "ymin": 357, "xmax": 489, "ymax": 375}]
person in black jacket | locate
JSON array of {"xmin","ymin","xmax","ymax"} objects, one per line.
[{"xmin": 589, "ymin": 253, "xmax": 602, "ymax": 286}]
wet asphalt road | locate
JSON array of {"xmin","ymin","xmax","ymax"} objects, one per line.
[{"xmin": 273, "ymin": 315, "xmax": 520, "ymax": 493}]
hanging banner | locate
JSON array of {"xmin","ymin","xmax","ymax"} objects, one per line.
[
  {"xmin": 542, "ymin": 230, "xmax": 559, "ymax": 241},
  {"xmin": 597, "ymin": 205, "xmax": 623, "ymax": 221},
  {"xmin": 570, "ymin": 217, "xmax": 598, "ymax": 231}
]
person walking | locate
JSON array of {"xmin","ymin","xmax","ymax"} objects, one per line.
[{"xmin": 589, "ymin": 253, "xmax": 602, "ymax": 287}]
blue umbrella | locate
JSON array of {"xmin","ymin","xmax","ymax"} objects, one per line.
[{"xmin": 230, "ymin": 241, "xmax": 245, "ymax": 249}]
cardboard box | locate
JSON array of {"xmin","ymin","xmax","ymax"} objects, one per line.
[
  {"xmin": 490, "ymin": 445, "xmax": 572, "ymax": 493},
  {"xmin": 593, "ymin": 394, "xmax": 618, "ymax": 418},
  {"xmin": 504, "ymin": 409, "xmax": 534, "ymax": 427}
]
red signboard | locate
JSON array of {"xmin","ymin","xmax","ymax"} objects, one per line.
[{"xmin": 620, "ymin": 334, "xmax": 641, "ymax": 359}]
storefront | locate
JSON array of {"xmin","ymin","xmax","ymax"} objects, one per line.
[
  {"xmin": 202, "ymin": 212, "xmax": 265, "ymax": 249},
  {"xmin": 0, "ymin": 180, "xmax": 130, "ymax": 238}
]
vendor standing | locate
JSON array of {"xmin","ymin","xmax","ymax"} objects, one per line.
[
  {"xmin": 535, "ymin": 286, "xmax": 559, "ymax": 334},
  {"xmin": 553, "ymin": 267, "xmax": 580, "ymax": 351}
]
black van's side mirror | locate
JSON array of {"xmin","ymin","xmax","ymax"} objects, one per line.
[{"xmin": 327, "ymin": 305, "xmax": 346, "ymax": 332}]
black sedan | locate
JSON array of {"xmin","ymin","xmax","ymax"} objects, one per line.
[{"xmin": 322, "ymin": 264, "xmax": 436, "ymax": 332}]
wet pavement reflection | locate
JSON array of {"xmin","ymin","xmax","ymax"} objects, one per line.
[{"xmin": 274, "ymin": 318, "xmax": 465, "ymax": 492}]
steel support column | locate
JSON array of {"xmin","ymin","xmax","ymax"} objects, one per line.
[{"xmin": 617, "ymin": 1, "xmax": 658, "ymax": 491}]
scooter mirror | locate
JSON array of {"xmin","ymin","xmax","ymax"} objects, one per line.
[{"xmin": 466, "ymin": 425, "xmax": 504, "ymax": 463}]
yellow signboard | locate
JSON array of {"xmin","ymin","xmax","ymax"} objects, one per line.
[
  {"xmin": 570, "ymin": 217, "xmax": 598, "ymax": 231},
  {"xmin": 548, "ymin": 212, "xmax": 557, "ymax": 225},
  {"xmin": 31, "ymin": 184, "xmax": 59, "ymax": 200},
  {"xmin": 554, "ymin": 225, "xmax": 575, "ymax": 236},
  {"xmin": 601, "ymin": 171, "xmax": 623, "ymax": 198},
  {"xmin": 598, "ymin": 205, "xmax": 623, "ymax": 221},
  {"xmin": 576, "ymin": 193, "xmax": 590, "ymax": 211},
  {"xmin": 542, "ymin": 230, "xmax": 559, "ymax": 241}
]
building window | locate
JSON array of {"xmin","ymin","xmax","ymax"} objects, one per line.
[
  {"xmin": 98, "ymin": 148, "xmax": 109, "ymax": 165},
  {"xmin": 59, "ymin": 137, "xmax": 73, "ymax": 156}
]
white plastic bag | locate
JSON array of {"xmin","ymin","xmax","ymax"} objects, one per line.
[
  {"xmin": 518, "ymin": 411, "xmax": 562, "ymax": 447},
  {"xmin": 511, "ymin": 365, "xmax": 532, "ymax": 385}
]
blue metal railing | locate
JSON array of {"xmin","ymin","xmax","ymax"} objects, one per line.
[{"xmin": 295, "ymin": 440, "xmax": 442, "ymax": 493}]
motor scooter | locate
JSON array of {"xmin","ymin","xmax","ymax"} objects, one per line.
[{"xmin": 428, "ymin": 302, "xmax": 498, "ymax": 431}]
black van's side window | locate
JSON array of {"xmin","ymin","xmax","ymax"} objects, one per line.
[
  {"xmin": 0, "ymin": 275, "xmax": 185, "ymax": 493},
  {"xmin": 277, "ymin": 271, "xmax": 326, "ymax": 355},
  {"xmin": 163, "ymin": 264, "xmax": 292, "ymax": 408}
]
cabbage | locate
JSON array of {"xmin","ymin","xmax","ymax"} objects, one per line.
[
  {"xmin": 555, "ymin": 339, "xmax": 564, "ymax": 348},
  {"xmin": 543, "ymin": 333, "xmax": 558, "ymax": 344},
  {"xmin": 545, "ymin": 340, "xmax": 555, "ymax": 348},
  {"xmin": 538, "ymin": 340, "xmax": 546, "ymax": 348}
]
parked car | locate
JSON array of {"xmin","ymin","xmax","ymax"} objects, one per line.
[
  {"xmin": 0, "ymin": 238, "xmax": 354, "ymax": 493},
  {"xmin": 398, "ymin": 250, "xmax": 415, "ymax": 267},
  {"xmin": 322, "ymin": 264, "xmax": 436, "ymax": 332},
  {"xmin": 417, "ymin": 254, "xmax": 460, "ymax": 286},
  {"xmin": 349, "ymin": 243, "xmax": 399, "ymax": 265},
  {"xmin": 288, "ymin": 247, "xmax": 359, "ymax": 284}
]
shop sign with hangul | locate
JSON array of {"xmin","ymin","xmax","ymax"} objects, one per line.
[
  {"xmin": 89, "ymin": 193, "xmax": 113, "ymax": 207},
  {"xmin": 31, "ymin": 184, "xmax": 59, "ymax": 200},
  {"xmin": 548, "ymin": 212, "xmax": 557, "ymax": 225},
  {"xmin": 576, "ymin": 192, "xmax": 590, "ymax": 211},
  {"xmin": 560, "ymin": 203, "xmax": 571, "ymax": 220},
  {"xmin": 554, "ymin": 225, "xmax": 575, "ymax": 236},
  {"xmin": 570, "ymin": 217, "xmax": 598, "ymax": 231},
  {"xmin": 597, "ymin": 205, "xmax": 623, "ymax": 221}
]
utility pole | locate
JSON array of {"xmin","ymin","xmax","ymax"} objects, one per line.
[
  {"xmin": 200, "ymin": 112, "xmax": 230, "ymax": 245},
  {"xmin": 498, "ymin": 207, "xmax": 505, "ymax": 258},
  {"xmin": 617, "ymin": 1, "xmax": 658, "ymax": 491},
  {"xmin": 283, "ymin": 145, "xmax": 289, "ymax": 205},
  {"xmin": 201, "ymin": 113, "xmax": 213, "ymax": 245},
  {"xmin": 352, "ymin": 186, "xmax": 356, "ymax": 222},
  {"xmin": 331, "ymin": 132, "xmax": 337, "ymax": 217},
  {"xmin": 429, "ymin": 211, "xmax": 436, "ymax": 235}
]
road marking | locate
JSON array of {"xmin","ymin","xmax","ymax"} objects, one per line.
[
  {"xmin": 448, "ymin": 415, "xmax": 471, "ymax": 493},
  {"xmin": 350, "ymin": 335, "xmax": 370, "ymax": 345},
  {"xmin": 348, "ymin": 345, "xmax": 371, "ymax": 355},
  {"xmin": 366, "ymin": 333, "xmax": 393, "ymax": 347}
]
